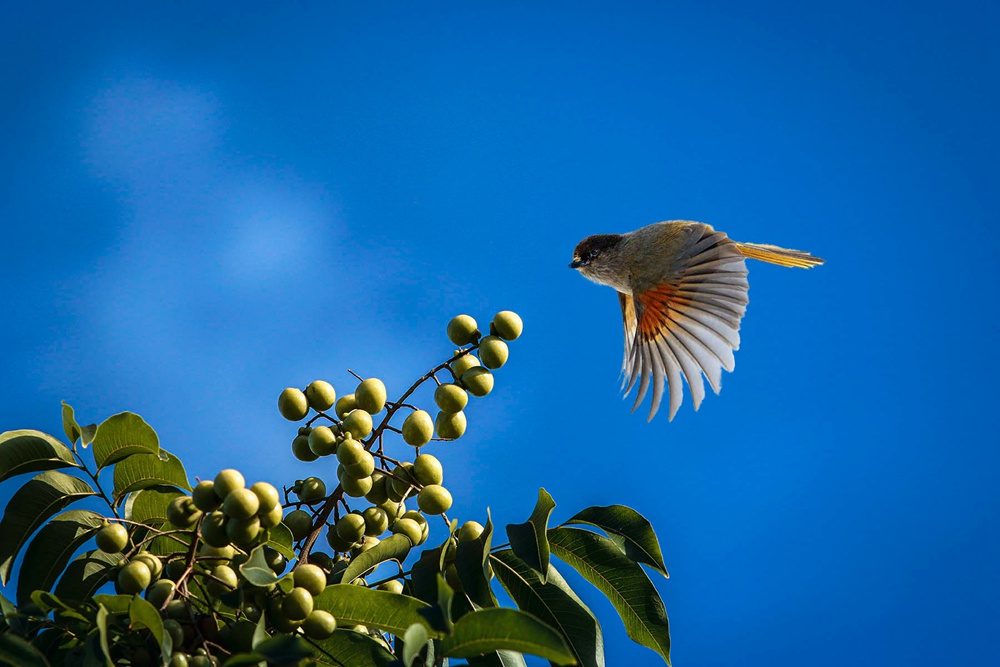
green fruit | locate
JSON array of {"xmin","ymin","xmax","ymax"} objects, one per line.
[
  {"xmin": 434, "ymin": 383, "xmax": 468, "ymax": 413},
  {"xmin": 297, "ymin": 477, "xmax": 327, "ymax": 503},
  {"xmin": 201, "ymin": 511, "xmax": 230, "ymax": 548},
  {"xmin": 226, "ymin": 516, "xmax": 261, "ymax": 546},
  {"xmin": 335, "ymin": 394, "xmax": 358, "ymax": 419},
  {"xmin": 169, "ymin": 653, "xmax": 189, "ymax": 667},
  {"xmin": 305, "ymin": 380, "xmax": 337, "ymax": 412},
  {"xmin": 326, "ymin": 528, "xmax": 357, "ymax": 552},
  {"xmin": 351, "ymin": 535, "xmax": 380, "ymax": 556},
  {"xmin": 413, "ymin": 454, "xmax": 444, "ymax": 486},
  {"xmin": 282, "ymin": 587, "xmax": 314, "ymax": 622},
  {"xmin": 447, "ymin": 314, "xmax": 480, "ymax": 345},
  {"xmin": 264, "ymin": 547, "xmax": 287, "ymax": 575},
  {"xmin": 491, "ymin": 310, "xmax": 523, "ymax": 341},
  {"xmin": 401, "ymin": 510, "xmax": 428, "ymax": 529},
  {"xmin": 189, "ymin": 657, "xmax": 214, "ymax": 667},
  {"xmin": 435, "ymin": 410, "xmax": 467, "ymax": 439},
  {"xmin": 284, "ymin": 509, "xmax": 313, "ymax": 542},
  {"xmin": 226, "ymin": 620, "xmax": 257, "ymax": 653},
  {"xmin": 165, "ymin": 559, "xmax": 187, "ymax": 582},
  {"xmin": 214, "ymin": 469, "xmax": 245, "ymax": 498},
  {"xmin": 206, "ymin": 565, "xmax": 238, "ymax": 595},
  {"xmin": 336, "ymin": 513, "xmax": 366, "ymax": 543},
  {"xmin": 167, "ymin": 496, "xmax": 202, "ymax": 528},
  {"xmin": 222, "ymin": 488, "xmax": 260, "ymax": 520},
  {"xmin": 293, "ymin": 563, "xmax": 327, "ymax": 596},
  {"xmin": 192, "ymin": 481, "xmax": 221, "ymax": 511},
  {"xmin": 402, "ymin": 410, "xmax": 434, "ymax": 446},
  {"xmin": 292, "ymin": 434, "xmax": 319, "ymax": 462},
  {"xmin": 259, "ymin": 503, "xmax": 284, "ymax": 529},
  {"xmin": 460, "ymin": 367, "xmax": 494, "ymax": 397},
  {"xmin": 308, "ymin": 425, "xmax": 339, "ymax": 457},
  {"xmin": 118, "ymin": 560, "xmax": 152, "ymax": 594},
  {"xmin": 418, "ymin": 485, "xmax": 453, "ymax": 515},
  {"xmin": 364, "ymin": 472, "xmax": 390, "ymax": 504},
  {"xmin": 309, "ymin": 552, "xmax": 334, "ymax": 571},
  {"xmin": 278, "ymin": 387, "xmax": 310, "ymax": 421},
  {"xmin": 391, "ymin": 518, "xmax": 423, "ymax": 545},
  {"xmin": 302, "ymin": 609, "xmax": 337, "ymax": 639},
  {"xmin": 355, "ymin": 378, "xmax": 387, "ymax": 414},
  {"xmin": 478, "ymin": 335, "xmax": 509, "ymax": 369},
  {"xmin": 389, "ymin": 463, "xmax": 416, "ymax": 498},
  {"xmin": 165, "ymin": 599, "xmax": 190, "ymax": 619},
  {"xmin": 163, "ymin": 618, "xmax": 184, "ymax": 647},
  {"xmin": 450, "ymin": 351, "xmax": 481, "ymax": 377},
  {"xmin": 198, "ymin": 544, "xmax": 235, "ymax": 566},
  {"xmin": 95, "ymin": 522, "xmax": 129, "ymax": 553},
  {"xmin": 133, "ymin": 552, "xmax": 163, "ymax": 580},
  {"xmin": 336, "ymin": 437, "xmax": 365, "ymax": 465},
  {"xmin": 344, "ymin": 451, "xmax": 375, "ymax": 478},
  {"xmin": 342, "ymin": 409, "xmax": 373, "ymax": 439},
  {"xmin": 378, "ymin": 499, "xmax": 406, "ymax": 522},
  {"xmin": 146, "ymin": 579, "xmax": 176, "ymax": 608},
  {"xmin": 445, "ymin": 563, "xmax": 463, "ymax": 591},
  {"xmin": 362, "ymin": 507, "xmax": 389, "ymax": 536},
  {"xmin": 250, "ymin": 482, "xmax": 280, "ymax": 514},
  {"xmin": 377, "ymin": 580, "xmax": 404, "ymax": 594},
  {"xmin": 457, "ymin": 520, "xmax": 485, "ymax": 542},
  {"xmin": 341, "ymin": 473, "xmax": 373, "ymax": 498}
]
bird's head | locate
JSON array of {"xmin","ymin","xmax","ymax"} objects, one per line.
[{"xmin": 569, "ymin": 233, "xmax": 626, "ymax": 288}]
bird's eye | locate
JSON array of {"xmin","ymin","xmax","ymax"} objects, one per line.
[{"xmin": 588, "ymin": 249, "xmax": 600, "ymax": 259}]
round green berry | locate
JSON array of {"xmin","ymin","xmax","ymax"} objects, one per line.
[
  {"xmin": 305, "ymin": 380, "xmax": 337, "ymax": 412},
  {"xmin": 450, "ymin": 352, "xmax": 480, "ymax": 377},
  {"xmin": 402, "ymin": 410, "xmax": 434, "ymax": 447},
  {"xmin": 478, "ymin": 335, "xmax": 509, "ymax": 369},
  {"xmin": 491, "ymin": 311, "xmax": 523, "ymax": 340},
  {"xmin": 417, "ymin": 485, "xmax": 453, "ymax": 515},
  {"xmin": 342, "ymin": 409, "xmax": 373, "ymax": 439},
  {"xmin": 308, "ymin": 426, "xmax": 339, "ymax": 457},
  {"xmin": 355, "ymin": 378, "xmax": 387, "ymax": 414},
  {"xmin": 435, "ymin": 410, "xmax": 467, "ymax": 439},
  {"xmin": 213, "ymin": 469, "xmax": 245, "ymax": 499},
  {"xmin": 460, "ymin": 367, "xmax": 494, "ymax": 397},
  {"xmin": 278, "ymin": 387, "xmax": 310, "ymax": 421},
  {"xmin": 434, "ymin": 383, "xmax": 468, "ymax": 413},
  {"xmin": 95, "ymin": 522, "xmax": 129, "ymax": 554},
  {"xmin": 447, "ymin": 314, "xmax": 480, "ymax": 345}
]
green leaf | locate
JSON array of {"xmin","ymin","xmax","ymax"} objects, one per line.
[
  {"xmin": 0, "ymin": 470, "xmax": 96, "ymax": 584},
  {"xmin": 467, "ymin": 651, "xmax": 529, "ymax": 667},
  {"xmin": 112, "ymin": 449, "xmax": 191, "ymax": 501},
  {"xmin": 93, "ymin": 594, "xmax": 132, "ymax": 615},
  {"xmin": 54, "ymin": 549, "xmax": 119, "ymax": 603},
  {"xmin": 343, "ymin": 534, "xmax": 411, "ymax": 585},
  {"xmin": 222, "ymin": 654, "xmax": 267, "ymax": 667},
  {"xmin": 456, "ymin": 509, "xmax": 498, "ymax": 608},
  {"xmin": 254, "ymin": 634, "xmax": 314, "ymax": 664},
  {"xmin": 0, "ymin": 632, "xmax": 52, "ymax": 667},
  {"xmin": 17, "ymin": 509, "xmax": 105, "ymax": 605},
  {"xmin": 441, "ymin": 608, "xmax": 575, "ymax": 665},
  {"xmin": 262, "ymin": 522, "xmax": 295, "ymax": 561},
  {"xmin": 92, "ymin": 412, "xmax": 160, "ymax": 469},
  {"xmin": 402, "ymin": 622, "xmax": 430, "ymax": 667},
  {"xmin": 564, "ymin": 505, "xmax": 668, "ymax": 577},
  {"xmin": 129, "ymin": 594, "xmax": 164, "ymax": 646},
  {"xmin": 491, "ymin": 550, "xmax": 604, "ymax": 667},
  {"xmin": 548, "ymin": 527, "xmax": 670, "ymax": 665},
  {"xmin": 252, "ymin": 608, "xmax": 270, "ymax": 649},
  {"xmin": 506, "ymin": 488, "xmax": 556, "ymax": 584},
  {"xmin": 96, "ymin": 604, "xmax": 113, "ymax": 667},
  {"xmin": 81, "ymin": 424, "xmax": 97, "ymax": 448},
  {"xmin": 61, "ymin": 402, "xmax": 83, "ymax": 448},
  {"xmin": 308, "ymin": 628, "xmax": 396, "ymax": 667},
  {"xmin": 313, "ymin": 584, "xmax": 441, "ymax": 638},
  {"xmin": 126, "ymin": 487, "xmax": 183, "ymax": 524},
  {"xmin": 240, "ymin": 546, "xmax": 281, "ymax": 587},
  {"xmin": 30, "ymin": 591, "xmax": 90, "ymax": 623},
  {"xmin": 0, "ymin": 430, "xmax": 80, "ymax": 484}
]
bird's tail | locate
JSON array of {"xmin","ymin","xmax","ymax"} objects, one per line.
[{"xmin": 735, "ymin": 242, "xmax": 825, "ymax": 268}]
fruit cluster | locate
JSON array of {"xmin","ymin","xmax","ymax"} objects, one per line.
[{"xmin": 85, "ymin": 311, "xmax": 521, "ymax": 665}]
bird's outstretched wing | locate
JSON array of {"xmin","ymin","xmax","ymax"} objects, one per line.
[{"xmin": 618, "ymin": 227, "xmax": 749, "ymax": 421}]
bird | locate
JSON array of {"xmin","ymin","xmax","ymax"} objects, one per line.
[{"xmin": 569, "ymin": 220, "xmax": 824, "ymax": 421}]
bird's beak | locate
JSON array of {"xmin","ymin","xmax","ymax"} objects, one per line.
[{"xmin": 568, "ymin": 259, "xmax": 583, "ymax": 269}]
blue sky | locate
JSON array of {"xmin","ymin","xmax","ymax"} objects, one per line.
[{"xmin": 2, "ymin": 2, "xmax": 998, "ymax": 665}]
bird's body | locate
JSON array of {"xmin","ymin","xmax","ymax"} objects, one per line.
[{"xmin": 570, "ymin": 220, "xmax": 824, "ymax": 421}]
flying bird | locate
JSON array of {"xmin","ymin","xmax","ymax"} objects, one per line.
[{"xmin": 570, "ymin": 220, "xmax": 824, "ymax": 421}]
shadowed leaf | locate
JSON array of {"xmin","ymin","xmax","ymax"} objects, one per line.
[
  {"xmin": 129, "ymin": 594, "xmax": 164, "ymax": 646},
  {"xmin": 564, "ymin": 505, "xmax": 668, "ymax": 577},
  {"xmin": 309, "ymin": 628, "xmax": 397, "ymax": 666},
  {"xmin": 0, "ymin": 430, "xmax": 79, "ymax": 484},
  {"xmin": 441, "ymin": 607, "xmax": 575, "ymax": 665},
  {"xmin": 16, "ymin": 509, "xmax": 105, "ymax": 605},
  {"xmin": 0, "ymin": 471, "xmax": 95, "ymax": 584},
  {"xmin": 492, "ymin": 549, "xmax": 604, "ymax": 667},
  {"xmin": 456, "ymin": 509, "xmax": 497, "ymax": 608},
  {"xmin": 548, "ymin": 527, "xmax": 670, "ymax": 665},
  {"xmin": 54, "ymin": 549, "xmax": 119, "ymax": 603},
  {"xmin": 506, "ymin": 488, "xmax": 556, "ymax": 583},
  {"xmin": 0, "ymin": 633, "xmax": 51, "ymax": 667}
]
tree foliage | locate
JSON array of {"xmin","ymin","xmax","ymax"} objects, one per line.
[{"xmin": 0, "ymin": 312, "xmax": 671, "ymax": 666}]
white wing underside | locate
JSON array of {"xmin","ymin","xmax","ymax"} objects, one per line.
[{"xmin": 619, "ymin": 228, "xmax": 750, "ymax": 421}]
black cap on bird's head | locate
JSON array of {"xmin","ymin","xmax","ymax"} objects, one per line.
[{"xmin": 568, "ymin": 234, "xmax": 623, "ymax": 269}]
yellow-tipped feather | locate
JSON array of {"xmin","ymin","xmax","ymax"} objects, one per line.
[{"xmin": 735, "ymin": 242, "xmax": 825, "ymax": 268}]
